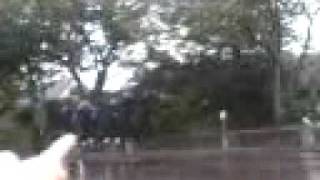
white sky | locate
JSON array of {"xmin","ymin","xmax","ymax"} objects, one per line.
[
  {"xmin": 285, "ymin": 0, "xmax": 320, "ymax": 54},
  {"xmin": 285, "ymin": 16, "xmax": 320, "ymax": 54}
]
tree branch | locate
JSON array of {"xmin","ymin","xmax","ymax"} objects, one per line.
[
  {"xmin": 67, "ymin": 64, "xmax": 86, "ymax": 96},
  {"xmin": 296, "ymin": 5, "xmax": 319, "ymax": 70},
  {"xmin": 92, "ymin": 44, "xmax": 116, "ymax": 98}
]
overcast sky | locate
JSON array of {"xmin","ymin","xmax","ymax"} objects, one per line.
[{"xmin": 285, "ymin": 0, "xmax": 320, "ymax": 54}]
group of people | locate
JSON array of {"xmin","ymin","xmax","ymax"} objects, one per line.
[{"xmin": 59, "ymin": 97, "xmax": 98, "ymax": 141}]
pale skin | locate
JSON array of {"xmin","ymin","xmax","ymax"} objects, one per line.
[{"xmin": 0, "ymin": 134, "xmax": 77, "ymax": 180}]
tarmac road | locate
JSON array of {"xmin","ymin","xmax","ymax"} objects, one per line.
[{"xmin": 79, "ymin": 148, "xmax": 319, "ymax": 180}]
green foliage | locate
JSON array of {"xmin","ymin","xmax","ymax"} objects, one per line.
[
  {"xmin": 132, "ymin": 58, "xmax": 273, "ymax": 136},
  {"xmin": 183, "ymin": 0, "xmax": 307, "ymax": 49},
  {"xmin": 150, "ymin": 89, "xmax": 205, "ymax": 134},
  {"xmin": 13, "ymin": 108, "xmax": 34, "ymax": 127},
  {"xmin": 0, "ymin": 0, "xmax": 48, "ymax": 146},
  {"xmin": 295, "ymin": 89, "xmax": 310, "ymax": 99},
  {"xmin": 0, "ymin": 0, "xmax": 313, "ymax": 145},
  {"xmin": 0, "ymin": 108, "xmax": 41, "ymax": 153}
]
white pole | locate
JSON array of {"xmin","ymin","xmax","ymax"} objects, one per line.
[
  {"xmin": 79, "ymin": 159, "xmax": 85, "ymax": 180},
  {"xmin": 220, "ymin": 110, "xmax": 229, "ymax": 149},
  {"xmin": 301, "ymin": 116, "xmax": 315, "ymax": 150}
]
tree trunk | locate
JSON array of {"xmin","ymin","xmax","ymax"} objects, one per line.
[
  {"xmin": 91, "ymin": 45, "xmax": 115, "ymax": 102},
  {"xmin": 273, "ymin": 58, "xmax": 281, "ymax": 125},
  {"xmin": 271, "ymin": 0, "xmax": 281, "ymax": 125},
  {"xmin": 68, "ymin": 65, "xmax": 86, "ymax": 97},
  {"xmin": 91, "ymin": 68, "xmax": 107, "ymax": 102}
]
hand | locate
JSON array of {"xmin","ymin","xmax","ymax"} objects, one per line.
[{"xmin": 0, "ymin": 133, "xmax": 78, "ymax": 180}]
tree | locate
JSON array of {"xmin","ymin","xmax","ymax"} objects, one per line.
[
  {"xmin": 128, "ymin": 57, "xmax": 273, "ymax": 137},
  {"xmin": 175, "ymin": 0, "xmax": 315, "ymax": 124},
  {"xmin": 14, "ymin": 0, "xmax": 148, "ymax": 102},
  {"xmin": 0, "ymin": 0, "xmax": 149, "ymax": 149},
  {"xmin": 0, "ymin": 0, "xmax": 38, "ymax": 113}
]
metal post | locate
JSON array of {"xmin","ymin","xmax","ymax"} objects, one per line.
[
  {"xmin": 301, "ymin": 116, "xmax": 315, "ymax": 151},
  {"xmin": 220, "ymin": 110, "xmax": 229, "ymax": 149},
  {"xmin": 79, "ymin": 158, "xmax": 86, "ymax": 180}
]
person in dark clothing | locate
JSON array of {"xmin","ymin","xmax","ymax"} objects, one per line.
[
  {"xmin": 59, "ymin": 98, "xmax": 78, "ymax": 133},
  {"xmin": 77, "ymin": 100, "xmax": 98, "ymax": 141},
  {"xmin": 60, "ymin": 105, "xmax": 74, "ymax": 131}
]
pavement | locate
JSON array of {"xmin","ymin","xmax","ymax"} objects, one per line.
[
  {"xmin": 301, "ymin": 151, "xmax": 320, "ymax": 180},
  {"xmin": 77, "ymin": 148, "xmax": 320, "ymax": 180}
]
